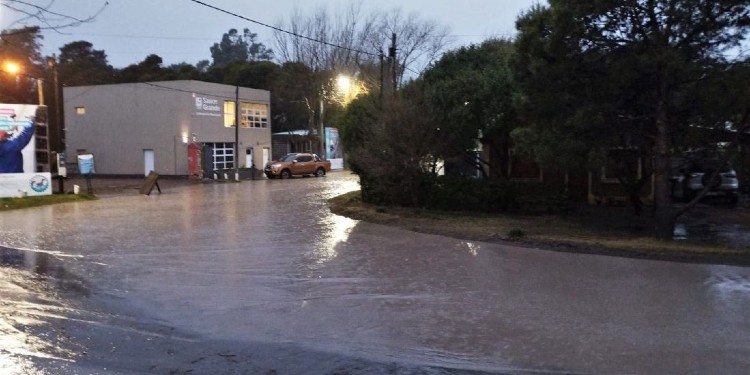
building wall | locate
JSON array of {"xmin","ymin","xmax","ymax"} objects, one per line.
[{"xmin": 64, "ymin": 80, "xmax": 271, "ymax": 176}]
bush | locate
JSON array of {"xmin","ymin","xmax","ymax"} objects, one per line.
[
  {"xmin": 513, "ymin": 183, "xmax": 569, "ymax": 214},
  {"xmin": 424, "ymin": 176, "xmax": 520, "ymax": 212}
]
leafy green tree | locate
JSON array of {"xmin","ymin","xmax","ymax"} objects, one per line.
[
  {"xmin": 210, "ymin": 60, "xmax": 280, "ymax": 90},
  {"xmin": 161, "ymin": 63, "xmax": 205, "ymax": 81},
  {"xmin": 57, "ymin": 41, "xmax": 115, "ymax": 86},
  {"xmin": 210, "ymin": 28, "xmax": 273, "ymax": 68},
  {"xmin": 513, "ymin": 0, "xmax": 750, "ymax": 239},
  {"xmin": 270, "ymin": 62, "xmax": 318, "ymax": 133},
  {"xmin": 0, "ymin": 26, "xmax": 44, "ymax": 103},
  {"xmin": 340, "ymin": 90, "xmax": 440, "ymax": 206},
  {"xmin": 340, "ymin": 40, "xmax": 523, "ymax": 208},
  {"xmin": 116, "ymin": 54, "xmax": 165, "ymax": 83},
  {"xmin": 419, "ymin": 39, "xmax": 519, "ymax": 177},
  {"xmin": 196, "ymin": 59, "xmax": 210, "ymax": 72}
]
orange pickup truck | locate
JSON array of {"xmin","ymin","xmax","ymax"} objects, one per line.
[{"xmin": 264, "ymin": 153, "xmax": 331, "ymax": 179}]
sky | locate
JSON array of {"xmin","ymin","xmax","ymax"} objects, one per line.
[{"xmin": 1, "ymin": 0, "xmax": 543, "ymax": 68}]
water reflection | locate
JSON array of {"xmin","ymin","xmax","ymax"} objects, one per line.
[
  {"xmin": 3, "ymin": 172, "xmax": 749, "ymax": 373},
  {"xmin": 0, "ymin": 247, "xmax": 88, "ymax": 296},
  {"xmin": 0, "ymin": 354, "xmax": 47, "ymax": 375},
  {"xmin": 674, "ymin": 221, "xmax": 750, "ymax": 248},
  {"xmin": 310, "ymin": 215, "xmax": 358, "ymax": 266},
  {"xmin": 464, "ymin": 242, "xmax": 481, "ymax": 257},
  {"xmin": 1, "ymin": 247, "xmax": 84, "ymax": 373},
  {"xmin": 320, "ymin": 173, "xmax": 360, "ymax": 199}
]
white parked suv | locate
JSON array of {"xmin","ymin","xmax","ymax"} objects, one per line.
[{"xmin": 673, "ymin": 161, "xmax": 739, "ymax": 205}]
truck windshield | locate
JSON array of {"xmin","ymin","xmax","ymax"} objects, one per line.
[{"xmin": 279, "ymin": 154, "xmax": 297, "ymax": 162}]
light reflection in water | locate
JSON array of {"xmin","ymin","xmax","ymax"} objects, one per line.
[
  {"xmin": 312, "ymin": 215, "xmax": 357, "ymax": 265},
  {"xmin": 465, "ymin": 242, "xmax": 481, "ymax": 256},
  {"xmin": 0, "ymin": 353, "xmax": 47, "ymax": 375},
  {"xmin": 321, "ymin": 175, "xmax": 360, "ymax": 199},
  {"xmin": 1, "ymin": 247, "xmax": 82, "ymax": 373}
]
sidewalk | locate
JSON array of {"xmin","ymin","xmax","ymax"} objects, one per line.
[{"xmin": 61, "ymin": 175, "xmax": 199, "ymax": 196}]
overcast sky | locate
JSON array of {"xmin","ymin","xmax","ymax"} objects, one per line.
[{"xmin": 1, "ymin": 0, "xmax": 544, "ymax": 68}]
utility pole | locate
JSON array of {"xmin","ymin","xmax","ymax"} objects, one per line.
[
  {"xmin": 390, "ymin": 33, "xmax": 397, "ymax": 95},
  {"xmin": 234, "ymin": 85, "xmax": 240, "ymax": 181},
  {"xmin": 379, "ymin": 50, "xmax": 384, "ymax": 101},
  {"xmin": 319, "ymin": 88, "xmax": 325, "ymax": 158},
  {"xmin": 49, "ymin": 56, "xmax": 65, "ymax": 193}
]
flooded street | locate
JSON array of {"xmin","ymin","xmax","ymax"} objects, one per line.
[{"xmin": 1, "ymin": 172, "xmax": 750, "ymax": 374}]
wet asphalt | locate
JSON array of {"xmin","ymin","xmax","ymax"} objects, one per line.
[{"xmin": 1, "ymin": 171, "xmax": 749, "ymax": 374}]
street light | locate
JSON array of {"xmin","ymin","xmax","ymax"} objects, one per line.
[
  {"xmin": 1, "ymin": 60, "xmax": 45, "ymax": 105},
  {"xmin": 3, "ymin": 61, "xmax": 20, "ymax": 75},
  {"xmin": 319, "ymin": 74, "xmax": 366, "ymax": 158},
  {"xmin": 336, "ymin": 75, "xmax": 351, "ymax": 93},
  {"xmin": 335, "ymin": 74, "xmax": 366, "ymax": 106}
]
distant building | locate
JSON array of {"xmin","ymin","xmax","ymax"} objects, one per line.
[
  {"xmin": 64, "ymin": 80, "xmax": 272, "ymax": 176},
  {"xmin": 271, "ymin": 129, "xmax": 315, "ymax": 161}
]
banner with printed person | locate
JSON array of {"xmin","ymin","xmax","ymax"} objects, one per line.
[{"xmin": 0, "ymin": 104, "xmax": 51, "ymax": 197}]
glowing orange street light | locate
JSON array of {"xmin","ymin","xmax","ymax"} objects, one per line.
[
  {"xmin": 1, "ymin": 61, "xmax": 45, "ymax": 105},
  {"xmin": 2, "ymin": 61, "xmax": 21, "ymax": 75}
]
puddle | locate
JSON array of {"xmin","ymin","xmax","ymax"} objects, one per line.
[
  {"xmin": 0, "ymin": 247, "xmax": 89, "ymax": 374},
  {"xmin": 673, "ymin": 222, "xmax": 750, "ymax": 249},
  {"xmin": 0, "ymin": 246, "xmax": 90, "ymax": 296}
]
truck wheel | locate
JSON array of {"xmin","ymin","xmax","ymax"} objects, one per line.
[
  {"xmin": 281, "ymin": 169, "xmax": 292, "ymax": 179},
  {"xmin": 315, "ymin": 168, "xmax": 326, "ymax": 177}
]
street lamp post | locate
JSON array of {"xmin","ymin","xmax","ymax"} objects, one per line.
[
  {"xmin": 234, "ymin": 85, "xmax": 240, "ymax": 181},
  {"xmin": 319, "ymin": 91, "xmax": 325, "ymax": 158},
  {"xmin": 47, "ymin": 57, "xmax": 65, "ymax": 193},
  {"xmin": 2, "ymin": 61, "xmax": 44, "ymax": 104},
  {"xmin": 318, "ymin": 74, "xmax": 363, "ymax": 160}
]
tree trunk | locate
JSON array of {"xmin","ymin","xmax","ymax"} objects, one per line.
[
  {"xmin": 654, "ymin": 207, "xmax": 678, "ymax": 240},
  {"xmin": 653, "ymin": 100, "xmax": 677, "ymax": 240}
]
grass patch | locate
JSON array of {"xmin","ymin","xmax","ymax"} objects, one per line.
[
  {"xmin": 329, "ymin": 190, "xmax": 749, "ymax": 266},
  {"xmin": 0, "ymin": 194, "xmax": 97, "ymax": 211}
]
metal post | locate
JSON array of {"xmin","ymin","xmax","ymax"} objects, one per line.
[
  {"xmin": 379, "ymin": 50, "xmax": 384, "ymax": 101},
  {"xmin": 36, "ymin": 79, "xmax": 44, "ymax": 105},
  {"xmin": 52, "ymin": 62, "xmax": 61, "ymax": 151},
  {"xmin": 234, "ymin": 85, "xmax": 240, "ymax": 181},
  {"xmin": 390, "ymin": 33, "xmax": 397, "ymax": 94},
  {"xmin": 51, "ymin": 59, "xmax": 64, "ymax": 193},
  {"xmin": 319, "ymin": 92, "xmax": 325, "ymax": 158}
]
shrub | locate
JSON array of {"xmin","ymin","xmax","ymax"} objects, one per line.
[{"xmin": 424, "ymin": 176, "xmax": 519, "ymax": 212}]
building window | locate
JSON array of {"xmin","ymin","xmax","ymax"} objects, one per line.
[
  {"xmin": 75, "ymin": 107, "xmax": 86, "ymax": 115},
  {"xmin": 224, "ymin": 102, "xmax": 268, "ymax": 129},
  {"xmin": 205, "ymin": 142, "xmax": 235, "ymax": 170},
  {"xmin": 241, "ymin": 103, "xmax": 268, "ymax": 128},
  {"xmin": 223, "ymin": 101, "xmax": 235, "ymax": 128}
]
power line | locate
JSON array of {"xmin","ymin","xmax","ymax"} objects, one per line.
[{"xmin": 187, "ymin": 0, "xmax": 379, "ymax": 58}]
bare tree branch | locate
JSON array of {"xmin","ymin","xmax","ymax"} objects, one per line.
[
  {"xmin": 273, "ymin": 3, "xmax": 451, "ymax": 81},
  {"xmin": 1, "ymin": 0, "xmax": 108, "ymax": 34}
]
